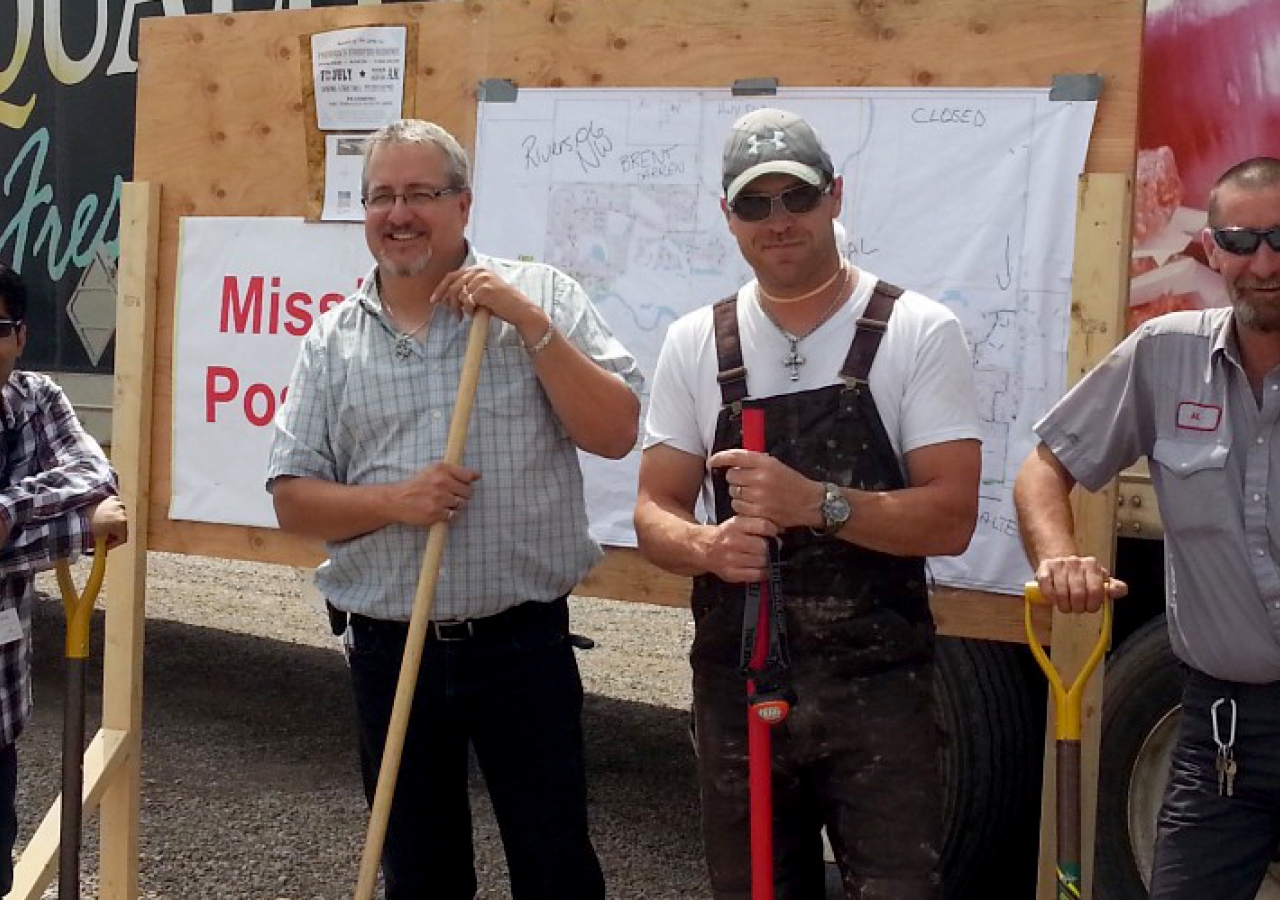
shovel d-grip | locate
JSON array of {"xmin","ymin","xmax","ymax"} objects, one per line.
[{"xmin": 1024, "ymin": 581, "xmax": 1112, "ymax": 900}]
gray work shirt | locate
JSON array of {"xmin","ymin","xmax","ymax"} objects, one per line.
[
  {"xmin": 1035, "ymin": 308, "xmax": 1280, "ymax": 683},
  {"xmin": 266, "ymin": 250, "xmax": 643, "ymax": 622}
]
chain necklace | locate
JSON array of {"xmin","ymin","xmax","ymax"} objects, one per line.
[
  {"xmin": 381, "ymin": 292, "xmax": 433, "ymax": 361},
  {"xmin": 756, "ymin": 262, "xmax": 851, "ymax": 381}
]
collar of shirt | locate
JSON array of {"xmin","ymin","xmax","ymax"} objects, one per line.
[
  {"xmin": 356, "ymin": 242, "xmax": 483, "ymax": 323},
  {"xmin": 1208, "ymin": 307, "xmax": 1245, "ymax": 379},
  {"xmin": 0, "ymin": 374, "xmax": 31, "ymax": 430}
]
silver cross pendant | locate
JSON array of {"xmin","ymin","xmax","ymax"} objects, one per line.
[{"xmin": 783, "ymin": 339, "xmax": 805, "ymax": 381}]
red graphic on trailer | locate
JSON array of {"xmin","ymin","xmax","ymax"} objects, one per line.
[{"xmin": 1128, "ymin": 0, "xmax": 1280, "ymax": 334}]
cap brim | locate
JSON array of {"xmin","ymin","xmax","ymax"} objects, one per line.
[{"xmin": 725, "ymin": 162, "xmax": 825, "ymax": 204}]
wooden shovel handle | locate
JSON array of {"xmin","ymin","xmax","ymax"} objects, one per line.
[{"xmin": 354, "ymin": 310, "xmax": 491, "ymax": 900}]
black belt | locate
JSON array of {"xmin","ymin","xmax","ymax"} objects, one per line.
[
  {"xmin": 1187, "ymin": 668, "xmax": 1280, "ymax": 700},
  {"xmin": 348, "ymin": 595, "xmax": 568, "ymax": 643}
]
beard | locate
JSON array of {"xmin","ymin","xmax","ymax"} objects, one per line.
[
  {"xmin": 376, "ymin": 250, "xmax": 433, "ymax": 279},
  {"xmin": 1230, "ymin": 282, "xmax": 1280, "ymax": 333}
]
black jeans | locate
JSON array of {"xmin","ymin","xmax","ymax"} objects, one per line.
[
  {"xmin": 692, "ymin": 657, "xmax": 942, "ymax": 900},
  {"xmin": 1149, "ymin": 670, "xmax": 1280, "ymax": 900},
  {"xmin": 347, "ymin": 598, "xmax": 604, "ymax": 900},
  {"xmin": 0, "ymin": 741, "xmax": 14, "ymax": 896}
]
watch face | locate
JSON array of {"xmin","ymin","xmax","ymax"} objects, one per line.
[{"xmin": 822, "ymin": 485, "xmax": 851, "ymax": 528}]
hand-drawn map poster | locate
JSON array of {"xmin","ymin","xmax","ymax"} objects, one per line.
[{"xmin": 469, "ymin": 87, "xmax": 1097, "ymax": 594}]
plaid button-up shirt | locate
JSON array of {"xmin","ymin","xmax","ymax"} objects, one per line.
[
  {"xmin": 0, "ymin": 371, "xmax": 117, "ymax": 747},
  {"xmin": 267, "ymin": 251, "xmax": 643, "ymax": 621}
]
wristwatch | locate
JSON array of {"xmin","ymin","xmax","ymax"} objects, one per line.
[{"xmin": 817, "ymin": 481, "xmax": 851, "ymax": 537}]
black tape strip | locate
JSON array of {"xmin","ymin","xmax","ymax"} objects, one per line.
[
  {"xmin": 731, "ymin": 77, "xmax": 779, "ymax": 97},
  {"xmin": 1050, "ymin": 74, "xmax": 1103, "ymax": 102},
  {"xmin": 477, "ymin": 78, "xmax": 519, "ymax": 102}
]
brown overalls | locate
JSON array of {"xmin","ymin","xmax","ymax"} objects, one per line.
[{"xmin": 690, "ymin": 282, "xmax": 944, "ymax": 900}]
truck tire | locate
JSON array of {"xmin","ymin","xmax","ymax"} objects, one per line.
[
  {"xmin": 1095, "ymin": 617, "xmax": 1183, "ymax": 900},
  {"xmin": 936, "ymin": 636, "xmax": 1044, "ymax": 898},
  {"xmin": 1096, "ymin": 616, "xmax": 1280, "ymax": 899}
]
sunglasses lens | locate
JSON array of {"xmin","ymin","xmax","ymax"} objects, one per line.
[
  {"xmin": 1267, "ymin": 228, "xmax": 1280, "ymax": 252},
  {"xmin": 1215, "ymin": 229, "xmax": 1260, "ymax": 255},
  {"xmin": 732, "ymin": 184, "xmax": 827, "ymax": 222},
  {"xmin": 780, "ymin": 185, "xmax": 824, "ymax": 214},
  {"xmin": 1215, "ymin": 228, "xmax": 1263, "ymax": 255},
  {"xmin": 732, "ymin": 195, "xmax": 773, "ymax": 222},
  {"xmin": 0, "ymin": 325, "xmax": 12, "ymax": 339}
]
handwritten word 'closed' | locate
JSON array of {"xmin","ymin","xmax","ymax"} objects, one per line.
[{"xmin": 911, "ymin": 108, "xmax": 988, "ymax": 127}]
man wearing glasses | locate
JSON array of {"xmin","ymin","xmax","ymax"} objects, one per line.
[
  {"xmin": 0, "ymin": 262, "xmax": 126, "ymax": 894},
  {"xmin": 634, "ymin": 108, "xmax": 982, "ymax": 899},
  {"xmin": 1015, "ymin": 156, "xmax": 1280, "ymax": 900},
  {"xmin": 267, "ymin": 119, "xmax": 642, "ymax": 900}
]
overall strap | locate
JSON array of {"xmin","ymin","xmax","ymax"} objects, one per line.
[
  {"xmin": 840, "ymin": 279, "xmax": 903, "ymax": 386},
  {"xmin": 712, "ymin": 295, "xmax": 748, "ymax": 407}
]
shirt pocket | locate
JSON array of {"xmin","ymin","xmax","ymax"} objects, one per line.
[
  {"xmin": 475, "ymin": 345, "xmax": 544, "ymax": 416},
  {"xmin": 1150, "ymin": 436, "xmax": 1231, "ymax": 537}
]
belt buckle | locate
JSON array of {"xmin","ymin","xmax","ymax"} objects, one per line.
[{"xmin": 431, "ymin": 619, "xmax": 474, "ymax": 642}]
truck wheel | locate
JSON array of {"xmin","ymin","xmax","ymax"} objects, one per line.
[
  {"xmin": 1095, "ymin": 617, "xmax": 1183, "ymax": 899},
  {"xmin": 1096, "ymin": 617, "xmax": 1280, "ymax": 899},
  {"xmin": 936, "ymin": 636, "xmax": 1044, "ymax": 898}
]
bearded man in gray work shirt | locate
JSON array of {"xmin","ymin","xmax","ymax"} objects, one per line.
[
  {"xmin": 266, "ymin": 119, "xmax": 642, "ymax": 900},
  {"xmin": 1014, "ymin": 156, "xmax": 1280, "ymax": 900}
]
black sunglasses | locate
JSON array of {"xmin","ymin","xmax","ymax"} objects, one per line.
[
  {"xmin": 730, "ymin": 183, "xmax": 829, "ymax": 223},
  {"xmin": 1211, "ymin": 225, "xmax": 1280, "ymax": 256},
  {"xmin": 0, "ymin": 320, "xmax": 21, "ymax": 339}
]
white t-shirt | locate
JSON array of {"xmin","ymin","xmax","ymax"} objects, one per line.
[{"xmin": 644, "ymin": 270, "xmax": 982, "ymax": 507}]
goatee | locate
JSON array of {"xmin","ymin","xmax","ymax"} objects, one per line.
[
  {"xmin": 1232, "ymin": 288, "xmax": 1280, "ymax": 333},
  {"xmin": 378, "ymin": 253, "xmax": 433, "ymax": 279}
]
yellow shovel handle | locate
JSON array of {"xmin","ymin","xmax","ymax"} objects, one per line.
[
  {"xmin": 54, "ymin": 537, "xmax": 108, "ymax": 659},
  {"xmin": 1024, "ymin": 581, "xmax": 1112, "ymax": 741}
]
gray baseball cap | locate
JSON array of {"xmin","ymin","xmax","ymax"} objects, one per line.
[{"xmin": 722, "ymin": 108, "xmax": 835, "ymax": 204}]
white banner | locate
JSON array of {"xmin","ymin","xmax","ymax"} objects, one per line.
[{"xmin": 171, "ymin": 218, "xmax": 372, "ymax": 527}]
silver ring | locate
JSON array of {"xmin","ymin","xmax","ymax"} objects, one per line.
[
  {"xmin": 731, "ymin": 485, "xmax": 740, "ymax": 499},
  {"xmin": 463, "ymin": 286, "xmax": 474, "ymax": 303},
  {"xmin": 446, "ymin": 508, "xmax": 456, "ymax": 522}
]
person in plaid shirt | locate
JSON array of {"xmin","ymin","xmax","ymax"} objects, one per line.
[
  {"xmin": 268, "ymin": 121, "xmax": 640, "ymax": 900},
  {"xmin": 0, "ymin": 262, "xmax": 127, "ymax": 893}
]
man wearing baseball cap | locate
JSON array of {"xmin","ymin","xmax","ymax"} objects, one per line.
[{"xmin": 636, "ymin": 107, "xmax": 983, "ymax": 898}]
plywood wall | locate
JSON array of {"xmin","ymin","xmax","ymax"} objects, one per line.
[{"xmin": 133, "ymin": 0, "xmax": 1143, "ymax": 595}]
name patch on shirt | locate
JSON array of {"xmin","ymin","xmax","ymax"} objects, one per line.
[{"xmin": 1176, "ymin": 401, "xmax": 1222, "ymax": 432}]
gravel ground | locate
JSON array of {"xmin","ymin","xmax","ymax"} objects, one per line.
[{"xmin": 18, "ymin": 553, "xmax": 714, "ymax": 899}]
